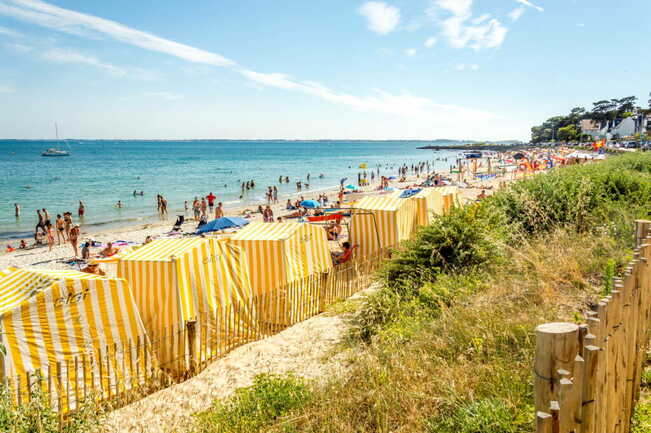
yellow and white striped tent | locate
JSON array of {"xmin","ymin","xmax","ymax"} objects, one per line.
[
  {"xmin": 439, "ymin": 185, "xmax": 461, "ymax": 212},
  {"xmin": 116, "ymin": 238, "xmax": 255, "ymax": 372},
  {"xmin": 0, "ymin": 267, "xmax": 150, "ymax": 408},
  {"xmin": 390, "ymin": 188, "xmax": 444, "ymax": 225},
  {"xmin": 229, "ymin": 222, "xmax": 332, "ymax": 294},
  {"xmin": 349, "ymin": 195, "xmax": 419, "ymax": 257}
]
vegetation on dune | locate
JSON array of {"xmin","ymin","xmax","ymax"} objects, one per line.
[{"xmin": 191, "ymin": 152, "xmax": 651, "ymax": 433}]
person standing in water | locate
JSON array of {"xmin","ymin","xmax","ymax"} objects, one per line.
[
  {"xmin": 78, "ymin": 201, "xmax": 85, "ymax": 218},
  {"xmin": 160, "ymin": 196, "xmax": 168, "ymax": 215},
  {"xmin": 14, "ymin": 203, "xmax": 20, "ymax": 218}
]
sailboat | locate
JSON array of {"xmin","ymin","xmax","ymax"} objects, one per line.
[{"xmin": 41, "ymin": 123, "xmax": 70, "ymax": 157}]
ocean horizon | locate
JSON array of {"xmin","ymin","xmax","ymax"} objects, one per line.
[{"xmin": 0, "ymin": 139, "xmax": 459, "ymax": 239}]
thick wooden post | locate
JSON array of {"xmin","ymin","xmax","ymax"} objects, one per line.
[
  {"xmin": 534, "ymin": 322, "xmax": 579, "ymax": 413},
  {"xmin": 634, "ymin": 219, "xmax": 651, "ymax": 248}
]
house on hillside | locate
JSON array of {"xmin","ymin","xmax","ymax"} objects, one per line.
[{"xmin": 580, "ymin": 113, "xmax": 650, "ymax": 139}]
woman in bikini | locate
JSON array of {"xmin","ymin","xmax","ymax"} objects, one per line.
[
  {"xmin": 55, "ymin": 214, "xmax": 66, "ymax": 244},
  {"xmin": 69, "ymin": 224, "xmax": 80, "ymax": 258},
  {"xmin": 63, "ymin": 212, "xmax": 73, "ymax": 239},
  {"xmin": 78, "ymin": 201, "xmax": 85, "ymax": 218},
  {"xmin": 45, "ymin": 221, "xmax": 55, "ymax": 252}
]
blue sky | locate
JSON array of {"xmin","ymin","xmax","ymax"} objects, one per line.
[{"xmin": 0, "ymin": 0, "xmax": 649, "ymax": 140}]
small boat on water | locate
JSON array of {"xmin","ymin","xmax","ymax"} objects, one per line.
[
  {"xmin": 42, "ymin": 148, "xmax": 70, "ymax": 157},
  {"xmin": 460, "ymin": 150, "xmax": 483, "ymax": 159},
  {"xmin": 41, "ymin": 123, "xmax": 71, "ymax": 157}
]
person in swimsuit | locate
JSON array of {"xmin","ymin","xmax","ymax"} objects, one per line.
[
  {"xmin": 55, "ymin": 214, "xmax": 66, "ymax": 244},
  {"xmin": 80, "ymin": 263, "xmax": 105, "ymax": 276},
  {"xmin": 63, "ymin": 212, "xmax": 73, "ymax": 239},
  {"xmin": 160, "ymin": 196, "xmax": 168, "ymax": 214},
  {"xmin": 78, "ymin": 201, "xmax": 85, "ymax": 218},
  {"xmin": 81, "ymin": 240, "xmax": 91, "ymax": 260},
  {"xmin": 42, "ymin": 208, "xmax": 51, "ymax": 227},
  {"xmin": 45, "ymin": 221, "xmax": 55, "ymax": 251},
  {"xmin": 206, "ymin": 192, "xmax": 216, "ymax": 211},
  {"xmin": 332, "ymin": 242, "xmax": 358, "ymax": 265},
  {"xmin": 14, "ymin": 203, "xmax": 19, "ymax": 218},
  {"xmin": 69, "ymin": 224, "xmax": 80, "ymax": 258},
  {"xmin": 35, "ymin": 209, "xmax": 45, "ymax": 234},
  {"xmin": 215, "ymin": 202, "xmax": 224, "ymax": 219},
  {"xmin": 100, "ymin": 242, "xmax": 119, "ymax": 257}
]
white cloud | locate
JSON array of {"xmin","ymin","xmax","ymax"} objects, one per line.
[
  {"xmin": 0, "ymin": 84, "xmax": 15, "ymax": 93},
  {"xmin": 470, "ymin": 64, "xmax": 479, "ymax": 70},
  {"xmin": 515, "ymin": 0, "xmax": 544, "ymax": 12},
  {"xmin": 435, "ymin": 0, "xmax": 472, "ymax": 17},
  {"xmin": 4, "ymin": 41, "xmax": 32, "ymax": 52},
  {"xmin": 0, "ymin": 24, "xmax": 20, "ymax": 37},
  {"xmin": 507, "ymin": 7, "xmax": 525, "ymax": 21},
  {"xmin": 40, "ymin": 48, "xmax": 126, "ymax": 76},
  {"xmin": 456, "ymin": 64, "xmax": 465, "ymax": 71},
  {"xmin": 434, "ymin": 0, "xmax": 508, "ymax": 50},
  {"xmin": 358, "ymin": 1, "xmax": 400, "ymax": 35},
  {"xmin": 405, "ymin": 48, "xmax": 416, "ymax": 57},
  {"xmin": 0, "ymin": 0, "xmax": 498, "ymax": 126},
  {"xmin": 240, "ymin": 69, "xmax": 496, "ymax": 122},
  {"xmin": 424, "ymin": 36, "xmax": 437, "ymax": 48},
  {"xmin": 143, "ymin": 91, "xmax": 183, "ymax": 101},
  {"xmin": 0, "ymin": 0, "xmax": 234, "ymax": 66}
]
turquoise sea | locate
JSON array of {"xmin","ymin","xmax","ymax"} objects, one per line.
[{"xmin": 0, "ymin": 140, "xmax": 458, "ymax": 239}]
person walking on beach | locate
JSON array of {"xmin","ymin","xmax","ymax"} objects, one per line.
[
  {"xmin": 273, "ymin": 186, "xmax": 278, "ymax": 204},
  {"xmin": 45, "ymin": 221, "xmax": 55, "ymax": 252},
  {"xmin": 35, "ymin": 209, "xmax": 45, "ymax": 234},
  {"xmin": 215, "ymin": 202, "xmax": 224, "ymax": 219},
  {"xmin": 206, "ymin": 192, "xmax": 216, "ymax": 211},
  {"xmin": 69, "ymin": 224, "xmax": 80, "ymax": 258},
  {"xmin": 200, "ymin": 198, "xmax": 207, "ymax": 218},
  {"xmin": 14, "ymin": 203, "xmax": 20, "ymax": 218},
  {"xmin": 55, "ymin": 214, "xmax": 66, "ymax": 244},
  {"xmin": 193, "ymin": 197, "xmax": 201, "ymax": 220},
  {"xmin": 78, "ymin": 201, "xmax": 85, "ymax": 218},
  {"xmin": 42, "ymin": 208, "xmax": 51, "ymax": 228},
  {"xmin": 63, "ymin": 212, "xmax": 73, "ymax": 239}
]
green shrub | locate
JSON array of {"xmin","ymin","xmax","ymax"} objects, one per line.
[{"xmin": 193, "ymin": 374, "xmax": 311, "ymax": 433}]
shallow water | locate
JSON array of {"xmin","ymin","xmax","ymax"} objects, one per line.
[{"xmin": 0, "ymin": 140, "xmax": 458, "ymax": 238}]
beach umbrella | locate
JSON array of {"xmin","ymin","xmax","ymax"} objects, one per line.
[
  {"xmin": 300, "ymin": 199, "xmax": 321, "ymax": 208},
  {"xmin": 196, "ymin": 217, "xmax": 250, "ymax": 234},
  {"xmin": 399, "ymin": 188, "xmax": 421, "ymax": 198},
  {"xmin": 345, "ymin": 184, "xmax": 358, "ymax": 190}
]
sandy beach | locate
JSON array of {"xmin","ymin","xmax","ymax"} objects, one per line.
[{"xmin": 0, "ymin": 163, "xmax": 507, "ymax": 272}]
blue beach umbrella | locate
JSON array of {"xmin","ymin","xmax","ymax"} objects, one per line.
[
  {"xmin": 300, "ymin": 199, "xmax": 321, "ymax": 208},
  {"xmin": 345, "ymin": 184, "xmax": 358, "ymax": 190},
  {"xmin": 196, "ymin": 217, "xmax": 250, "ymax": 234},
  {"xmin": 399, "ymin": 188, "xmax": 421, "ymax": 198}
]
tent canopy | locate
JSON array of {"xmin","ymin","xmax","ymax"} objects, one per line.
[
  {"xmin": 350, "ymin": 195, "xmax": 418, "ymax": 257},
  {"xmin": 0, "ymin": 267, "xmax": 149, "ymax": 387},
  {"xmin": 229, "ymin": 222, "xmax": 332, "ymax": 293},
  {"xmin": 117, "ymin": 237, "xmax": 255, "ymax": 373}
]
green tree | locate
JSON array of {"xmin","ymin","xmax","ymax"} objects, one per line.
[{"xmin": 557, "ymin": 124, "xmax": 578, "ymax": 142}]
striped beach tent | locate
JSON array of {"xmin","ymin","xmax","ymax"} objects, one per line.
[
  {"xmin": 116, "ymin": 237, "xmax": 255, "ymax": 373},
  {"xmin": 0, "ymin": 267, "xmax": 150, "ymax": 410},
  {"xmin": 439, "ymin": 186, "xmax": 461, "ymax": 211},
  {"xmin": 229, "ymin": 222, "xmax": 332, "ymax": 294},
  {"xmin": 349, "ymin": 195, "xmax": 419, "ymax": 257},
  {"xmin": 390, "ymin": 188, "xmax": 445, "ymax": 225}
]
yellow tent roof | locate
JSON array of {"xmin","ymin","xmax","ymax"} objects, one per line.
[
  {"xmin": 354, "ymin": 195, "xmax": 404, "ymax": 211},
  {"xmin": 0, "ymin": 267, "xmax": 113, "ymax": 316},
  {"xmin": 121, "ymin": 238, "xmax": 206, "ymax": 262},
  {"xmin": 230, "ymin": 222, "xmax": 308, "ymax": 241}
]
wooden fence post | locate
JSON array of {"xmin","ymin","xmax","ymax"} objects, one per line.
[
  {"xmin": 534, "ymin": 322, "xmax": 579, "ymax": 414},
  {"xmin": 634, "ymin": 219, "xmax": 651, "ymax": 248},
  {"xmin": 186, "ymin": 320, "xmax": 197, "ymax": 375}
]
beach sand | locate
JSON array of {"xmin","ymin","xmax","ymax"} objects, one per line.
[{"xmin": 0, "ymin": 168, "xmax": 509, "ymax": 272}]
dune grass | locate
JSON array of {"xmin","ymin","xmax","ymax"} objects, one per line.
[{"xmin": 191, "ymin": 152, "xmax": 651, "ymax": 433}]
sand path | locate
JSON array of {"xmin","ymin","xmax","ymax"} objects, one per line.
[{"xmin": 102, "ymin": 288, "xmax": 371, "ymax": 433}]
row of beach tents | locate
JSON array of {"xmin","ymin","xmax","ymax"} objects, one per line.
[{"xmin": 0, "ymin": 186, "xmax": 460, "ymax": 395}]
